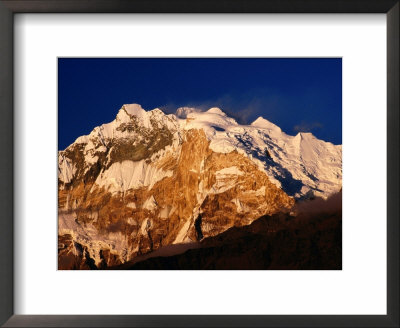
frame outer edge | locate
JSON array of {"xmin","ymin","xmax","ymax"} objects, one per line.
[
  {"xmin": 1, "ymin": 0, "xmax": 399, "ymax": 327},
  {"xmin": 0, "ymin": 0, "xmax": 399, "ymax": 13},
  {"xmin": 387, "ymin": 2, "xmax": 400, "ymax": 326},
  {"xmin": 0, "ymin": 1, "xmax": 14, "ymax": 327}
]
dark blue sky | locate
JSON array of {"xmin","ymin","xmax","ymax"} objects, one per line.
[{"xmin": 58, "ymin": 58, "xmax": 341, "ymax": 150}]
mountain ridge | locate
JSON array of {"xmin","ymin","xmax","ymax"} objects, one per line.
[{"xmin": 59, "ymin": 103, "xmax": 341, "ymax": 199}]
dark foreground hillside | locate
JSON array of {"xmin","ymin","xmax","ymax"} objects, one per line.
[{"xmin": 115, "ymin": 193, "xmax": 342, "ymax": 270}]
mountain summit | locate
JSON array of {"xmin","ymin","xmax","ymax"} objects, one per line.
[
  {"xmin": 58, "ymin": 104, "xmax": 342, "ymax": 269},
  {"xmin": 251, "ymin": 116, "xmax": 282, "ymax": 132}
]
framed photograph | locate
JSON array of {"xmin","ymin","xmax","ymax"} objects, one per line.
[
  {"xmin": 0, "ymin": 0, "xmax": 398, "ymax": 327},
  {"xmin": 57, "ymin": 57, "xmax": 343, "ymax": 271}
]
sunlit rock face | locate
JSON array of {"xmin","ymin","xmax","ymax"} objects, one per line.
[{"xmin": 58, "ymin": 104, "xmax": 341, "ymax": 269}]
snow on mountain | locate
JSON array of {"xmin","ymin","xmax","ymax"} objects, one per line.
[
  {"xmin": 175, "ymin": 107, "xmax": 341, "ymax": 199},
  {"xmin": 94, "ymin": 159, "xmax": 173, "ymax": 193},
  {"xmin": 251, "ymin": 116, "xmax": 282, "ymax": 133},
  {"xmin": 59, "ymin": 103, "xmax": 341, "ymax": 199},
  {"xmin": 58, "ymin": 154, "xmax": 76, "ymax": 184},
  {"xmin": 124, "ymin": 103, "xmax": 147, "ymax": 117},
  {"xmin": 70, "ymin": 104, "xmax": 179, "ymax": 151},
  {"xmin": 58, "ymin": 103, "xmax": 181, "ymax": 187},
  {"xmin": 180, "ymin": 107, "xmax": 240, "ymax": 154},
  {"xmin": 206, "ymin": 107, "xmax": 226, "ymax": 115}
]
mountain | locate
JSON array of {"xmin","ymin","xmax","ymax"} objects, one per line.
[{"xmin": 58, "ymin": 104, "xmax": 342, "ymax": 269}]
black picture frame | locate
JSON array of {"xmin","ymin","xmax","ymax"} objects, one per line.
[{"xmin": 0, "ymin": 1, "xmax": 398, "ymax": 327}]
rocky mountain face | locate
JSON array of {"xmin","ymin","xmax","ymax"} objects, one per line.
[
  {"xmin": 58, "ymin": 104, "xmax": 342, "ymax": 269},
  {"xmin": 119, "ymin": 192, "xmax": 342, "ymax": 270}
]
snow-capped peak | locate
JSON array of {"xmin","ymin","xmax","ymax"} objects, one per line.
[
  {"xmin": 206, "ymin": 107, "xmax": 226, "ymax": 116},
  {"xmin": 251, "ymin": 116, "xmax": 281, "ymax": 132},
  {"xmin": 124, "ymin": 103, "xmax": 146, "ymax": 117},
  {"xmin": 114, "ymin": 103, "xmax": 151, "ymax": 128}
]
